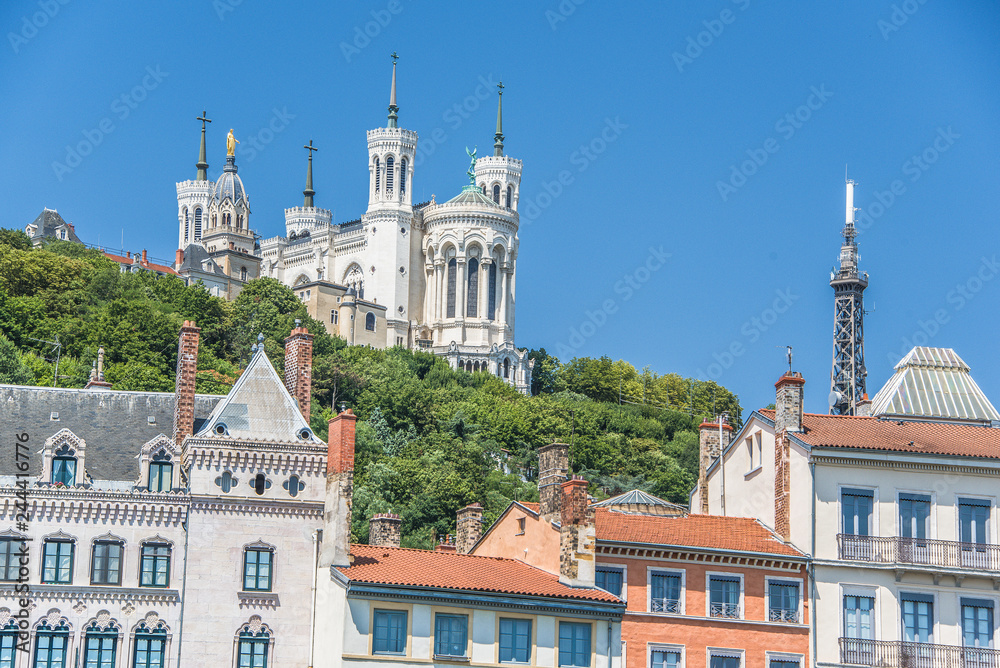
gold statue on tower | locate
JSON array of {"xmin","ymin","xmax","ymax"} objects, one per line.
[{"xmin": 226, "ymin": 129, "xmax": 239, "ymax": 156}]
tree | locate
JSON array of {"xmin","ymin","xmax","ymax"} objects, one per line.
[
  {"xmin": 0, "ymin": 333, "xmax": 32, "ymax": 384},
  {"xmin": 0, "ymin": 228, "xmax": 31, "ymax": 251}
]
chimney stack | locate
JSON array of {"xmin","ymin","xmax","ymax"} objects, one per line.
[
  {"xmin": 175, "ymin": 248, "xmax": 184, "ymax": 268},
  {"xmin": 172, "ymin": 321, "xmax": 200, "ymax": 446},
  {"xmin": 538, "ymin": 443, "xmax": 569, "ymax": 522},
  {"xmin": 284, "ymin": 323, "xmax": 314, "ymax": 421},
  {"xmin": 435, "ymin": 536, "xmax": 457, "ymax": 553},
  {"xmin": 697, "ymin": 417, "xmax": 734, "ymax": 514},
  {"xmin": 141, "ymin": 249, "xmax": 148, "ymax": 264},
  {"xmin": 368, "ymin": 513, "xmax": 402, "ymax": 548},
  {"xmin": 559, "ymin": 476, "xmax": 596, "ymax": 588},
  {"xmin": 321, "ymin": 409, "xmax": 357, "ymax": 568},
  {"xmin": 456, "ymin": 503, "xmax": 483, "ymax": 554},
  {"xmin": 856, "ymin": 393, "xmax": 871, "ymax": 417},
  {"xmin": 774, "ymin": 372, "xmax": 805, "ymax": 542}
]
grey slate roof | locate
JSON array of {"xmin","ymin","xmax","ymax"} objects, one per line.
[
  {"xmin": 870, "ymin": 347, "xmax": 1000, "ymax": 425},
  {"xmin": 0, "ymin": 385, "xmax": 222, "ymax": 481},
  {"xmin": 196, "ymin": 348, "xmax": 322, "ymax": 444},
  {"xmin": 26, "ymin": 209, "xmax": 82, "ymax": 244},
  {"xmin": 178, "ymin": 243, "xmax": 228, "ymax": 276}
]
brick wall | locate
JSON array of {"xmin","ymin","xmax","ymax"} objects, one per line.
[
  {"xmin": 283, "ymin": 326, "xmax": 314, "ymax": 421},
  {"xmin": 773, "ymin": 373, "xmax": 804, "ymax": 541},
  {"xmin": 172, "ymin": 320, "xmax": 200, "ymax": 446}
]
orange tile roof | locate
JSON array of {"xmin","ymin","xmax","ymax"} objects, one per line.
[
  {"xmin": 759, "ymin": 409, "xmax": 1000, "ymax": 460},
  {"xmin": 595, "ymin": 510, "xmax": 803, "ymax": 557},
  {"xmin": 103, "ymin": 252, "xmax": 178, "ymax": 275},
  {"xmin": 340, "ymin": 544, "xmax": 621, "ymax": 602}
]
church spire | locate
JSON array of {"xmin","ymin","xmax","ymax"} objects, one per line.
[
  {"xmin": 303, "ymin": 140, "xmax": 318, "ymax": 207},
  {"xmin": 196, "ymin": 110, "xmax": 211, "ymax": 180},
  {"xmin": 387, "ymin": 52, "xmax": 399, "ymax": 128},
  {"xmin": 493, "ymin": 81, "xmax": 505, "ymax": 156}
]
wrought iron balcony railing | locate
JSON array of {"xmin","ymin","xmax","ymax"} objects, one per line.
[
  {"xmin": 768, "ymin": 608, "xmax": 799, "ymax": 623},
  {"xmin": 650, "ymin": 598, "xmax": 681, "ymax": 614},
  {"xmin": 840, "ymin": 637, "xmax": 1000, "ymax": 668},
  {"xmin": 838, "ymin": 534, "xmax": 1000, "ymax": 572},
  {"xmin": 709, "ymin": 602, "xmax": 741, "ymax": 619}
]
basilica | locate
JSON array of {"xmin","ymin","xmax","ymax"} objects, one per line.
[{"xmin": 173, "ymin": 59, "xmax": 533, "ymax": 393}]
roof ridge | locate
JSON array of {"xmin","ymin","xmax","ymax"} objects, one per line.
[{"xmin": 352, "ymin": 543, "xmax": 524, "ymax": 563}]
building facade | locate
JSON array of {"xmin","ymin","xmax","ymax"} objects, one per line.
[{"xmin": 694, "ymin": 347, "xmax": 1000, "ymax": 668}]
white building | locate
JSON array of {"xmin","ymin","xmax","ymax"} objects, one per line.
[{"xmin": 693, "ymin": 347, "xmax": 1000, "ymax": 667}]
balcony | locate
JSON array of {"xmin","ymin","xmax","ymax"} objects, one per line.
[
  {"xmin": 651, "ymin": 598, "xmax": 681, "ymax": 614},
  {"xmin": 838, "ymin": 534, "xmax": 1000, "ymax": 572},
  {"xmin": 840, "ymin": 638, "xmax": 1000, "ymax": 667},
  {"xmin": 769, "ymin": 608, "xmax": 800, "ymax": 623},
  {"xmin": 709, "ymin": 602, "xmax": 741, "ymax": 619}
]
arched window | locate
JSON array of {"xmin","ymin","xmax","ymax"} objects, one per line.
[
  {"xmin": 374, "ymin": 157, "xmax": 381, "ymax": 192},
  {"xmin": 493, "ymin": 184, "xmax": 500, "ymax": 204},
  {"xmin": 488, "ymin": 263, "xmax": 497, "ymax": 321},
  {"xmin": 446, "ymin": 258, "xmax": 457, "ymax": 318},
  {"xmin": 183, "ymin": 208, "xmax": 189, "ymax": 241},
  {"xmin": 400, "ymin": 157, "xmax": 407, "ymax": 195},
  {"xmin": 504, "ymin": 358, "xmax": 510, "ymax": 379},
  {"xmin": 0, "ymin": 620, "xmax": 19, "ymax": 662},
  {"xmin": 466, "ymin": 258, "xmax": 479, "ymax": 317},
  {"xmin": 84, "ymin": 621, "xmax": 118, "ymax": 667},
  {"xmin": 149, "ymin": 449, "xmax": 172, "ymax": 492},
  {"xmin": 386, "ymin": 156, "xmax": 395, "ymax": 192},
  {"xmin": 216, "ymin": 470, "xmax": 236, "ymax": 493},
  {"xmin": 194, "ymin": 208, "xmax": 202, "ymax": 240},
  {"xmin": 284, "ymin": 475, "xmax": 305, "ymax": 497},
  {"xmin": 253, "ymin": 474, "xmax": 269, "ymax": 496},
  {"xmin": 506, "ymin": 186, "xmax": 513, "ymax": 210},
  {"xmin": 240, "ymin": 267, "xmax": 248, "ymax": 282},
  {"xmin": 52, "ymin": 449, "xmax": 76, "ymax": 486},
  {"xmin": 211, "ymin": 213, "xmax": 217, "ymax": 228},
  {"xmin": 365, "ymin": 312, "xmax": 376, "ymax": 332},
  {"xmin": 132, "ymin": 621, "xmax": 167, "ymax": 668},
  {"xmin": 34, "ymin": 620, "xmax": 70, "ymax": 667},
  {"xmin": 238, "ymin": 626, "xmax": 270, "ymax": 668}
]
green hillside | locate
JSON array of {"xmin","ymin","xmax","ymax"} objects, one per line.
[{"xmin": 0, "ymin": 232, "xmax": 742, "ymax": 547}]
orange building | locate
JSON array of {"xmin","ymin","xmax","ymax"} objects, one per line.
[{"xmin": 471, "ymin": 443, "xmax": 810, "ymax": 668}]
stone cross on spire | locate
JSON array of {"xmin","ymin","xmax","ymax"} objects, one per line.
[
  {"xmin": 196, "ymin": 110, "xmax": 212, "ymax": 181},
  {"xmin": 494, "ymin": 81, "xmax": 505, "ymax": 156},
  {"xmin": 387, "ymin": 52, "xmax": 399, "ymax": 128},
  {"xmin": 303, "ymin": 139, "xmax": 318, "ymax": 207}
]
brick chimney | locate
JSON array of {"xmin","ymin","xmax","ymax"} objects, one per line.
[
  {"xmin": 697, "ymin": 417, "xmax": 734, "ymax": 514},
  {"xmin": 284, "ymin": 322, "xmax": 314, "ymax": 421},
  {"xmin": 321, "ymin": 409, "xmax": 357, "ymax": 568},
  {"xmin": 774, "ymin": 372, "xmax": 805, "ymax": 542},
  {"xmin": 175, "ymin": 248, "xmax": 184, "ymax": 269},
  {"xmin": 559, "ymin": 477, "xmax": 596, "ymax": 588},
  {"xmin": 368, "ymin": 513, "xmax": 401, "ymax": 548},
  {"xmin": 141, "ymin": 249, "xmax": 148, "ymax": 264},
  {"xmin": 172, "ymin": 321, "xmax": 200, "ymax": 446},
  {"xmin": 538, "ymin": 443, "xmax": 569, "ymax": 522},
  {"xmin": 456, "ymin": 503, "xmax": 483, "ymax": 554}
]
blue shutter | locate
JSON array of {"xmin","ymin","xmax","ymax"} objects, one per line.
[{"xmin": 499, "ymin": 618, "xmax": 531, "ymax": 663}]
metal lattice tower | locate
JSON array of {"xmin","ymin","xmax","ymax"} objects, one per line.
[{"xmin": 829, "ymin": 179, "xmax": 868, "ymax": 415}]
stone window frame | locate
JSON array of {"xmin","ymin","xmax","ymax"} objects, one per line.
[
  {"xmin": 90, "ymin": 532, "xmax": 127, "ymax": 587},
  {"xmin": 234, "ymin": 615, "xmax": 274, "ymax": 668},
  {"xmin": 138, "ymin": 535, "xmax": 174, "ymax": 589},
  {"xmin": 0, "ymin": 529, "xmax": 28, "ymax": 582},
  {"xmin": 648, "ymin": 642, "xmax": 685, "ymax": 668},
  {"xmin": 136, "ymin": 435, "xmax": 180, "ymax": 492},
  {"xmin": 40, "ymin": 429, "xmax": 87, "ymax": 487},
  {"xmin": 241, "ymin": 540, "xmax": 276, "ymax": 593},
  {"xmin": 82, "ymin": 612, "xmax": 123, "ymax": 668},
  {"xmin": 41, "ymin": 529, "xmax": 78, "ymax": 584},
  {"xmin": 31, "ymin": 614, "xmax": 74, "ymax": 665},
  {"xmin": 128, "ymin": 613, "xmax": 172, "ymax": 668},
  {"xmin": 595, "ymin": 562, "xmax": 627, "ymax": 602}
]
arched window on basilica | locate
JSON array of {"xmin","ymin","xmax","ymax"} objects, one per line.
[
  {"xmin": 493, "ymin": 184, "xmax": 501, "ymax": 204},
  {"xmin": 374, "ymin": 157, "xmax": 381, "ymax": 192},
  {"xmin": 365, "ymin": 312, "xmax": 376, "ymax": 332},
  {"xmin": 466, "ymin": 258, "xmax": 479, "ymax": 317},
  {"xmin": 386, "ymin": 156, "xmax": 395, "ymax": 193},
  {"xmin": 194, "ymin": 208, "xmax": 202, "ymax": 240},
  {"xmin": 446, "ymin": 258, "xmax": 457, "ymax": 318},
  {"xmin": 400, "ymin": 157, "xmax": 408, "ymax": 195},
  {"xmin": 240, "ymin": 266, "xmax": 248, "ymax": 282},
  {"xmin": 506, "ymin": 185, "xmax": 513, "ymax": 210}
]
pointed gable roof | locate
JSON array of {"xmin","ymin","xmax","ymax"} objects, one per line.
[
  {"xmin": 196, "ymin": 348, "xmax": 321, "ymax": 444},
  {"xmin": 870, "ymin": 347, "xmax": 999, "ymax": 425}
]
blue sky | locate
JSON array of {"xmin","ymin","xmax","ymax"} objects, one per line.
[{"xmin": 2, "ymin": 1, "xmax": 997, "ymax": 416}]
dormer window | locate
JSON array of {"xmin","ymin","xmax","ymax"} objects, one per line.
[
  {"xmin": 52, "ymin": 451, "xmax": 76, "ymax": 486},
  {"xmin": 149, "ymin": 460, "xmax": 172, "ymax": 493}
]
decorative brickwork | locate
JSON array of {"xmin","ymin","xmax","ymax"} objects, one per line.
[
  {"xmin": 172, "ymin": 321, "xmax": 200, "ymax": 446},
  {"xmin": 559, "ymin": 477, "xmax": 595, "ymax": 588},
  {"xmin": 327, "ymin": 410, "xmax": 357, "ymax": 475},
  {"xmin": 368, "ymin": 513, "xmax": 402, "ymax": 547},
  {"xmin": 697, "ymin": 419, "xmax": 733, "ymax": 514},
  {"xmin": 283, "ymin": 326, "xmax": 314, "ymax": 421},
  {"xmin": 538, "ymin": 443, "xmax": 569, "ymax": 521},
  {"xmin": 456, "ymin": 503, "xmax": 482, "ymax": 554},
  {"xmin": 321, "ymin": 409, "xmax": 357, "ymax": 568},
  {"xmin": 773, "ymin": 372, "xmax": 804, "ymax": 541}
]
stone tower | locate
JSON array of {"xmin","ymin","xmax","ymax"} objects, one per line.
[
  {"xmin": 829, "ymin": 179, "xmax": 868, "ymax": 415},
  {"xmin": 176, "ymin": 111, "xmax": 214, "ymax": 249}
]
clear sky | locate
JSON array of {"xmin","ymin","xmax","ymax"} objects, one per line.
[{"xmin": 2, "ymin": 1, "xmax": 997, "ymax": 416}]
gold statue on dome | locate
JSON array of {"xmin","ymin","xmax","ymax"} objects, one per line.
[{"xmin": 226, "ymin": 129, "xmax": 239, "ymax": 156}]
